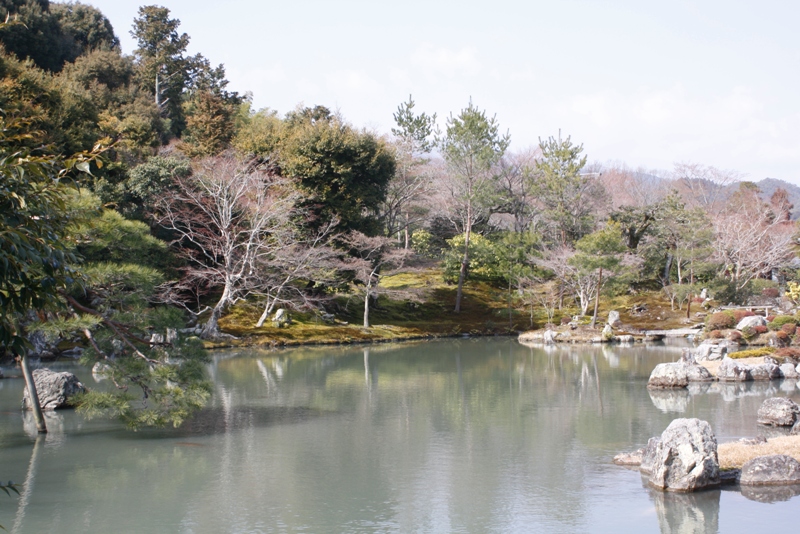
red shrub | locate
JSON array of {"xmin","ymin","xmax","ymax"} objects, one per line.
[
  {"xmin": 781, "ymin": 323, "xmax": 797, "ymax": 336},
  {"xmin": 754, "ymin": 325, "xmax": 768, "ymax": 334},
  {"xmin": 727, "ymin": 330, "xmax": 743, "ymax": 342},
  {"xmin": 767, "ymin": 315, "xmax": 776, "ymax": 322},
  {"xmin": 762, "ymin": 287, "xmax": 781, "ymax": 298},
  {"xmin": 561, "ymin": 316, "xmax": 571, "ymax": 325},
  {"xmin": 776, "ymin": 331, "xmax": 790, "ymax": 341},
  {"xmin": 732, "ymin": 309, "xmax": 755, "ymax": 322},
  {"xmin": 776, "ymin": 347, "xmax": 800, "ymax": 359},
  {"xmin": 708, "ymin": 330, "xmax": 723, "ymax": 339},
  {"xmin": 692, "ymin": 297, "xmax": 705, "ymax": 304},
  {"xmin": 706, "ymin": 312, "xmax": 735, "ymax": 330}
]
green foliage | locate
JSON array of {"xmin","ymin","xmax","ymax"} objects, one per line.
[
  {"xmin": 116, "ymin": 155, "xmax": 191, "ymax": 218},
  {"xmin": 443, "ymin": 232, "xmax": 538, "ymax": 286},
  {"xmin": 768, "ymin": 315, "xmax": 796, "ymax": 331},
  {"xmin": 392, "ymin": 94, "xmax": 437, "ymax": 153},
  {"xmin": 411, "ymin": 229, "xmax": 438, "ymax": 259},
  {"xmin": 534, "ymin": 135, "xmax": 603, "ymax": 245},
  {"xmin": 280, "ymin": 107, "xmax": 395, "ymax": 234},
  {"xmin": 728, "ymin": 347, "xmax": 776, "ymax": 359},
  {"xmin": 180, "ymin": 89, "xmax": 236, "ymax": 157},
  {"xmin": 232, "ymin": 107, "xmax": 282, "ymax": 156},
  {"xmin": 0, "ymin": 0, "xmax": 117, "ymax": 72}
]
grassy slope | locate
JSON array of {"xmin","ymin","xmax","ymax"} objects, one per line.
[{"xmin": 210, "ymin": 268, "xmax": 699, "ymax": 347}]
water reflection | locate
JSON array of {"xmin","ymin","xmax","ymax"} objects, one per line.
[
  {"xmin": 741, "ymin": 483, "xmax": 800, "ymax": 503},
  {"xmin": 0, "ymin": 338, "xmax": 798, "ymax": 533},
  {"xmin": 647, "ymin": 487, "xmax": 720, "ymax": 534}
]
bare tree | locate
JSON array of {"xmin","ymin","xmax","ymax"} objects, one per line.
[
  {"xmin": 672, "ymin": 162, "xmax": 742, "ymax": 215},
  {"xmin": 253, "ymin": 219, "xmax": 340, "ymax": 327},
  {"xmin": 340, "ymin": 232, "xmax": 412, "ymax": 328},
  {"xmin": 711, "ymin": 184, "xmax": 795, "ymax": 290},
  {"xmin": 156, "ymin": 154, "xmax": 300, "ymax": 338}
]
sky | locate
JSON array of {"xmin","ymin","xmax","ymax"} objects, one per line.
[{"xmin": 85, "ymin": 0, "xmax": 800, "ymax": 183}]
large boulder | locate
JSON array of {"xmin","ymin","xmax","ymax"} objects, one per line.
[
  {"xmin": 757, "ymin": 397, "xmax": 800, "ymax": 426},
  {"xmin": 736, "ymin": 315, "xmax": 767, "ymax": 331},
  {"xmin": 648, "ymin": 418, "xmax": 720, "ymax": 491},
  {"xmin": 22, "ymin": 368, "xmax": 86, "ymax": 411},
  {"xmin": 717, "ymin": 357, "xmax": 751, "ymax": 381},
  {"xmin": 601, "ymin": 324, "xmax": 614, "ymax": 341},
  {"xmin": 693, "ymin": 340, "xmax": 733, "ymax": 362},
  {"xmin": 640, "ymin": 437, "xmax": 661, "ymax": 474},
  {"xmin": 739, "ymin": 455, "xmax": 800, "ymax": 486},
  {"xmin": 749, "ymin": 363, "xmax": 781, "ymax": 381},
  {"xmin": 647, "ymin": 355, "xmax": 713, "ymax": 389},
  {"xmin": 779, "ymin": 363, "xmax": 799, "ymax": 379},
  {"xmin": 543, "ymin": 329, "xmax": 556, "ymax": 344},
  {"xmin": 607, "ymin": 310, "xmax": 622, "ymax": 328}
]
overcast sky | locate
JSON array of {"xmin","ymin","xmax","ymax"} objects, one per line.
[{"xmin": 85, "ymin": 0, "xmax": 800, "ymax": 183}]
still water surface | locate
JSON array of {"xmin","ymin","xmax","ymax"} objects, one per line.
[{"xmin": 1, "ymin": 338, "xmax": 799, "ymax": 533}]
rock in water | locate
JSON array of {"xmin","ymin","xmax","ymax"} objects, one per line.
[
  {"xmin": 640, "ymin": 437, "xmax": 661, "ymax": 474},
  {"xmin": 757, "ymin": 397, "xmax": 800, "ymax": 426},
  {"xmin": 648, "ymin": 363, "xmax": 689, "ymax": 388},
  {"xmin": 22, "ymin": 368, "xmax": 86, "ymax": 410},
  {"xmin": 740, "ymin": 455, "xmax": 800, "ymax": 486},
  {"xmin": 717, "ymin": 357, "xmax": 751, "ymax": 381},
  {"xmin": 613, "ymin": 448, "xmax": 644, "ymax": 466},
  {"xmin": 648, "ymin": 418, "xmax": 720, "ymax": 491},
  {"xmin": 601, "ymin": 324, "xmax": 614, "ymax": 341}
]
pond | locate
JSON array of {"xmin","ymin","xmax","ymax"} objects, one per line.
[{"xmin": 0, "ymin": 338, "xmax": 799, "ymax": 533}]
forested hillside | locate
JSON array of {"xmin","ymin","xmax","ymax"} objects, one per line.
[{"xmin": 1, "ymin": 2, "xmax": 798, "ymax": 427}]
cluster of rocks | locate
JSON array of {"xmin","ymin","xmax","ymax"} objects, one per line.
[
  {"xmin": 615, "ymin": 414, "xmax": 800, "ymax": 492},
  {"xmin": 648, "ymin": 349, "xmax": 800, "ymax": 388}
]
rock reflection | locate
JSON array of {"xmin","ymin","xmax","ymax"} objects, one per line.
[
  {"xmin": 649, "ymin": 389, "xmax": 690, "ymax": 413},
  {"xmin": 740, "ymin": 483, "xmax": 800, "ymax": 503},
  {"xmin": 648, "ymin": 488, "xmax": 720, "ymax": 534}
]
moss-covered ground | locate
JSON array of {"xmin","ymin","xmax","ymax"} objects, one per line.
[{"xmin": 208, "ymin": 269, "xmax": 702, "ymax": 348}]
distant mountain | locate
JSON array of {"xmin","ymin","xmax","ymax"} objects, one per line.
[{"xmin": 755, "ymin": 178, "xmax": 800, "ymax": 220}]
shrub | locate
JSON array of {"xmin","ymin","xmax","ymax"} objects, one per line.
[
  {"xmin": 740, "ymin": 326, "xmax": 756, "ymax": 339},
  {"xmin": 775, "ymin": 347, "xmax": 800, "ymax": 360},
  {"xmin": 766, "ymin": 315, "xmax": 776, "ymax": 322},
  {"xmin": 727, "ymin": 330, "xmax": 743, "ymax": 342},
  {"xmin": 762, "ymin": 287, "xmax": 781, "ymax": 299},
  {"xmin": 754, "ymin": 325, "xmax": 768, "ymax": 334},
  {"xmin": 561, "ymin": 316, "xmax": 571, "ymax": 325},
  {"xmin": 707, "ymin": 329, "xmax": 723, "ymax": 339},
  {"xmin": 781, "ymin": 323, "xmax": 797, "ymax": 336},
  {"xmin": 731, "ymin": 309, "xmax": 755, "ymax": 323},
  {"xmin": 729, "ymin": 347, "xmax": 776, "ymax": 359},
  {"xmin": 768, "ymin": 315, "xmax": 796, "ymax": 330},
  {"xmin": 706, "ymin": 311, "xmax": 736, "ymax": 330}
]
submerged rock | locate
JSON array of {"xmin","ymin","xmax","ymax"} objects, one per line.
[
  {"xmin": 613, "ymin": 448, "xmax": 643, "ymax": 466},
  {"xmin": 648, "ymin": 418, "xmax": 720, "ymax": 492},
  {"xmin": 757, "ymin": 397, "xmax": 800, "ymax": 427},
  {"xmin": 740, "ymin": 455, "xmax": 800, "ymax": 486},
  {"xmin": 22, "ymin": 368, "xmax": 86, "ymax": 411}
]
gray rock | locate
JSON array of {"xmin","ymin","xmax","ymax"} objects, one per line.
[
  {"xmin": 750, "ymin": 363, "xmax": 781, "ymax": 381},
  {"xmin": 717, "ymin": 357, "xmax": 751, "ymax": 381},
  {"xmin": 543, "ymin": 329, "xmax": 556, "ymax": 344},
  {"xmin": 736, "ymin": 315, "xmax": 767, "ymax": 331},
  {"xmin": 615, "ymin": 334, "xmax": 635, "ymax": 343},
  {"xmin": 779, "ymin": 363, "xmax": 799, "ymax": 379},
  {"xmin": 613, "ymin": 448, "xmax": 643, "ymax": 466},
  {"xmin": 601, "ymin": 324, "xmax": 614, "ymax": 341},
  {"xmin": 22, "ymin": 368, "xmax": 86, "ymax": 410},
  {"xmin": 648, "ymin": 418, "xmax": 720, "ymax": 491},
  {"xmin": 272, "ymin": 308, "xmax": 290, "ymax": 327},
  {"xmin": 740, "ymin": 455, "xmax": 800, "ymax": 486},
  {"xmin": 648, "ymin": 363, "xmax": 689, "ymax": 388},
  {"xmin": 757, "ymin": 397, "xmax": 799, "ymax": 426},
  {"xmin": 739, "ymin": 436, "xmax": 768, "ymax": 446},
  {"xmin": 607, "ymin": 310, "xmax": 622, "ymax": 328},
  {"xmin": 693, "ymin": 340, "xmax": 730, "ymax": 362},
  {"xmin": 648, "ymin": 358, "xmax": 713, "ymax": 389},
  {"xmin": 699, "ymin": 288, "xmax": 708, "ymax": 299},
  {"xmin": 640, "ymin": 437, "xmax": 661, "ymax": 474}
]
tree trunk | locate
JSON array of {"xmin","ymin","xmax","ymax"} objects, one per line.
[
  {"xmin": 21, "ymin": 355, "xmax": 46, "ymax": 433},
  {"xmin": 663, "ymin": 254, "xmax": 673, "ymax": 285},
  {"xmin": 404, "ymin": 211, "xmax": 410, "ymax": 250},
  {"xmin": 591, "ymin": 267, "xmax": 602, "ymax": 328},
  {"xmin": 255, "ymin": 295, "xmax": 272, "ymax": 328},
  {"xmin": 203, "ymin": 280, "xmax": 233, "ymax": 338},
  {"xmin": 455, "ymin": 224, "xmax": 471, "ymax": 313},
  {"xmin": 363, "ymin": 281, "xmax": 371, "ymax": 328}
]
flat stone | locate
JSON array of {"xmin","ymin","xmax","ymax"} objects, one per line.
[
  {"xmin": 613, "ymin": 449, "xmax": 643, "ymax": 466},
  {"xmin": 740, "ymin": 455, "xmax": 800, "ymax": 486},
  {"xmin": 780, "ymin": 363, "xmax": 800, "ymax": 379}
]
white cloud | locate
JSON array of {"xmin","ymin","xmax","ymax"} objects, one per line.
[
  {"xmin": 325, "ymin": 69, "xmax": 384, "ymax": 95},
  {"xmin": 410, "ymin": 44, "xmax": 482, "ymax": 77}
]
